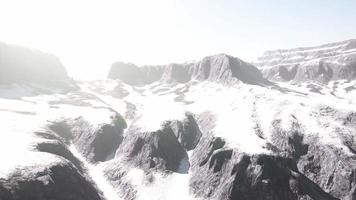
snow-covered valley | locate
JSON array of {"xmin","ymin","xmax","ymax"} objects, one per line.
[{"xmin": 1, "ymin": 40, "xmax": 356, "ymax": 200}]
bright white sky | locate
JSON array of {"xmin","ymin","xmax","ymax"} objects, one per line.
[{"xmin": 0, "ymin": 0, "xmax": 355, "ymax": 80}]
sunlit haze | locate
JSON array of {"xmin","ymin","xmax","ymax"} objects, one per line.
[
  {"xmin": 0, "ymin": 0, "xmax": 355, "ymax": 80},
  {"xmin": 1, "ymin": 1, "xmax": 356, "ymax": 199}
]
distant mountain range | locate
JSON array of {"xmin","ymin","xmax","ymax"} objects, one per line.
[{"xmin": 257, "ymin": 39, "xmax": 356, "ymax": 82}]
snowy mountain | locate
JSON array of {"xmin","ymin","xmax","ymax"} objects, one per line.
[
  {"xmin": 1, "ymin": 41, "xmax": 356, "ymax": 200},
  {"xmin": 257, "ymin": 39, "xmax": 356, "ymax": 82},
  {"xmin": 108, "ymin": 54, "xmax": 270, "ymax": 85}
]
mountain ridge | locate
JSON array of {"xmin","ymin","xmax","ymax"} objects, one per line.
[
  {"xmin": 256, "ymin": 39, "xmax": 356, "ymax": 83},
  {"xmin": 1, "ymin": 39, "xmax": 356, "ymax": 200},
  {"xmin": 108, "ymin": 53, "xmax": 270, "ymax": 86}
]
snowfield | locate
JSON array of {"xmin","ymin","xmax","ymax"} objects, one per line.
[
  {"xmin": 1, "ymin": 77, "xmax": 356, "ymax": 199},
  {"xmin": 3, "ymin": 38, "xmax": 356, "ymax": 199}
]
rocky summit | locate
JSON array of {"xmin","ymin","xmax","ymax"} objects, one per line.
[{"xmin": 1, "ymin": 39, "xmax": 356, "ymax": 200}]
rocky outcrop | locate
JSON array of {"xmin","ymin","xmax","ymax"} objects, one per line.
[
  {"xmin": 189, "ymin": 135, "xmax": 342, "ymax": 200},
  {"xmin": 266, "ymin": 113, "xmax": 356, "ymax": 200},
  {"xmin": 190, "ymin": 136, "xmax": 298, "ymax": 200},
  {"xmin": 108, "ymin": 54, "xmax": 270, "ymax": 85},
  {"xmin": 0, "ymin": 110, "xmax": 128, "ymax": 200},
  {"xmin": 167, "ymin": 112, "xmax": 202, "ymax": 150},
  {"xmin": 104, "ymin": 164, "xmax": 138, "ymax": 200},
  {"xmin": 49, "ymin": 112, "xmax": 127, "ymax": 163},
  {"xmin": 257, "ymin": 39, "xmax": 356, "ymax": 82},
  {"xmin": 0, "ymin": 42, "xmax": 73, "ymax": 88},
  {"xmin": 296, "ymin": 136, "xmax": 356, "ymax": 200},
  {"xmin": 34, "ymin": 131, "xmax": 84, "ymax": 173},
  {"xmin": 113, "ymin": 123, "xmax": 189, "ymax": 173},
  {"xmin": 103, "ymin": 123, "xmax": 190, "ymax": 200},
  {"xmin": 0, "ymin": 159, "xmax": 103, "ymax": 200},
  {"xmin": 70, "ymin": 114, "xmax": 127, "ymax": 162}
]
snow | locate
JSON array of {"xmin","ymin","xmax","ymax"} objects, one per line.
[
  {"xmin": 69, "ymin": 145, "xmax": 123, "ymax": 200},
  {"xmin": 124, "ymin": 151, "xmax": 199, "ymax": 200},
  {"xmin": 0, "ymin": 84, "xmax": 118, "ymax": 179},
  {"xmin": 0, "ymin": 106, "xmax": 51, "ymax": 178},
  {"xmin": 80, "ymin": 79, "xmax": 356, "ymax": 155},
  {"xmin": 1, "ymin": 78, "xmax": 356, "ymax": 199}
]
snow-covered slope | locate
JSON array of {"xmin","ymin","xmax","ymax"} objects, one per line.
[
  {"xmin": 2, "ymin": 76, "xmax": 356, "ymax": 200},
  {"xmin": 2, "ymin": 42, "xmax": 356, "ymax": 200},
  {"xmin": 257, "ymin": 39, "xmax": 356, "ymax": 82},
  {"xmin": 0, "ymin": 85, "xmax": 122, "ymax": 200}
]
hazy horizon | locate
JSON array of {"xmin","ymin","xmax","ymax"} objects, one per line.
[
  {"xmin": 1, "ymin": 1, "xmax": 356, "ymax": 199},
  {"xmin": 1, "ymin": 0, "xmax": 355, "ymax": 80}
]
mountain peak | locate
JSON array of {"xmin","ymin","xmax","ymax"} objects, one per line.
[{"xmin": 108, "ymin": 54, "xmax": 270, "ymax": 85}]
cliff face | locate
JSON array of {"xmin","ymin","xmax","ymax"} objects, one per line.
[
  {"xmin": 257, "ymin": 39, "xmax": 356, "ymax": 82},
  {"xmin": 2, "ymin": 40, "xmax": 356, "ymax": 200},
  {"xmin": 108, "ymin": 54, "xmax": 270, "ymax": 86},
  {"xmin": 0, "ymin": 42, "xmax": 71, "ymax": 87}
]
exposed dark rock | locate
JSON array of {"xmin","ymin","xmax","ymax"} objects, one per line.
[
  {"xmin": 279, "ymin": 65, "xmax": 299, "ymax": 81},
  {"xmin": 267, "ymin": 115, "xmax": 356, "ymax": 199},
  {"xmin": 34, "ymin": 138, "xmax": 84, "ymax": 173},
  {"xmin": 270, "ymin": 118, "xmax": 309, "ymax": 159},
  {"xmin": 47, "ymin": 120, "xmax": 73, "ymax": 143},
  {"xmin": 48, "ymin": 111, "xmax": 127, "ymax": 163},
  {"xmin": 167, "ymin": 112, "xmax": 202, "ymax": 150},
  {"xmin": 0, "ymin": 159, "xmax": 103, "ymax": 200},
  {"xmin": 224, "ymin": 54, "xmax": 271, "ymax": 85},
  {"xmin": 68, "ymin": 113, "xmax": 127, "ymax": 162},
  {"xmin": 190, "ymin": 54, "xmax": 270, "ymax": 85},
  {"xmin": 103, "ymin": 164, "xmax": 138, "ymax": 200},
  {"xmin": 196, "ymin": 136, "xmax": 226, "ymax": 167},
  {"xmin": 343, "ymin": 112, "xmax": 356, "ymax": 128},
  {"xmin": 190, "ymin": 135, "xmax": 299, "ymax": 200},
  {"xmin": 190, "ymin": 134, "xmax": 342, "ymax": 200},
  {"xmin": 114, "ymin": 123, "xmax": 189, "ymax": 173},
  {"xmin": 102, "ymin": 123, "xmax": 190, "ymax": 200},
  {"xmin": 297, "ymin": 136, "xmax": 356, "ymax": 200}
]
